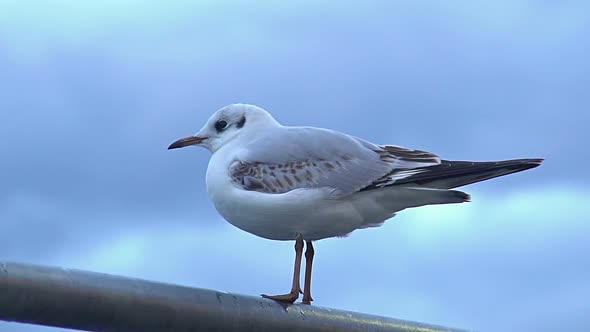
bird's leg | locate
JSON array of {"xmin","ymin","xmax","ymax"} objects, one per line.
[
  {"xmin": 302, "ymin": 240, "xmax": 315, "ymax": 304},
  {"xmin": 261, "ymin": 235, "xmax": 303, "ymax": 303}
]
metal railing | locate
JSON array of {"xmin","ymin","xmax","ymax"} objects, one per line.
[{"xmin": 0, "ymin": 262, "xmax": 468, "ymax": 331}]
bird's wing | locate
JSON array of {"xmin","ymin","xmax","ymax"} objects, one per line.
[
  {"xmin": 230, "ymin": 126, "xmax": 440, "ymax": 198},
  {"xmin": 364, "ymin": 158, "xmax": 544, "ymax": 190}
]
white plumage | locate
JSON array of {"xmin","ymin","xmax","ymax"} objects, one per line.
[{"xmin": 168, "ymin": 103, "xmax": 542, "ymax": 305}]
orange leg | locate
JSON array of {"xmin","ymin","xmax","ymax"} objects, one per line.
[
  {"xmin": 261, "ymin": 235, "xmax": 303, "ymax": 303},
  {"xmin": 302, "ymin": 240, "xmax": 314, "ymax": 304}
]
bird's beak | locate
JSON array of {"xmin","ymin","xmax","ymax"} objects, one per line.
[{"xmin": 168, "ymin": 136, "xmax": 207, "ymax": 150}]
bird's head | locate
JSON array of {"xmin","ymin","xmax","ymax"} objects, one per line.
[{"xmin": 168, "ymin": 103, "xmax": 279, "ymax": 153}]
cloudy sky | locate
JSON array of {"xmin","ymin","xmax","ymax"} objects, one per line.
[{"xmin": 1, "ymin": 1, "xmax": 588, "ymax": 331}]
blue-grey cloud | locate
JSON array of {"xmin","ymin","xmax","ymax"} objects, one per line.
[{"xmin": 1, "ymin": 1, "xmax": 588, "ymax": 331}]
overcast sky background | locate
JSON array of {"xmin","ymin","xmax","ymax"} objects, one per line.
[{"xmin": 1, "ymin": 1, "xmax": 589, "ymax": 331}]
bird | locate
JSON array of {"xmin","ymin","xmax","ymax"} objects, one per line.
[{"xmin": 168, "ymin": 103, "xmax": 543, "ymax": 305}]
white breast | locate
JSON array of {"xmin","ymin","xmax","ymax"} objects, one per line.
[{"xmin": 205, "ymin": 147, "xmax": 369, "ymax": 240}]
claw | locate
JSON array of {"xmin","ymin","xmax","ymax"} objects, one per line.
[{"xmin": 261, "ymin": 292, "xmax": 300, "ymax": 304}]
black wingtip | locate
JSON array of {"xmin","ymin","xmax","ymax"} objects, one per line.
[
  {"xmin": 521, "ymin": 158, "xmax": 544, "ymax": 169},
  {"xmin": 459, "ymin": 191, "xmax": 471, "ymax": 202},
  {"xmin": 378, "ymin": 157, "xmax": 545, "ymax": 190}
]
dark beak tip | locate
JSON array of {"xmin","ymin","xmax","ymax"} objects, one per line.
[
  {"xmin": 167, "ymin": 136, "xmax": 204, "ymax": 150},
  {"xmin": 167, "ymin": 141, "xmax": 183, "ymax": 150}
]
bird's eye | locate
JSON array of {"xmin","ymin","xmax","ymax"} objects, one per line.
[{"xmin": 215, "ymin": 120, "xmax": 228, "ymax": 132}]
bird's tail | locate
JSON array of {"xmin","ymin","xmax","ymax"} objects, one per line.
[{"xmin": 394, "ymin": 158, "xmax": 544, "ymax": 189}]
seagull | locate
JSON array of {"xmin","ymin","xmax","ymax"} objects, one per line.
[{"xmin": 168, "ymin": 103, "xmax": 543, "ymax": 304}]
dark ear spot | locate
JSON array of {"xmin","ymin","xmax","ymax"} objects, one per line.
[{"xmin": 237, "ymin": 116, "xmax": 246, "ymax": 128}]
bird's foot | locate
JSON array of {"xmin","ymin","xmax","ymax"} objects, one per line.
[
  {"xmin": 261, "ymin": 291, "xmax": 300, "ymax": 304},
  {"xmin": 301, "ymin": 294, "xmax": 313, "ymax": 305}
]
